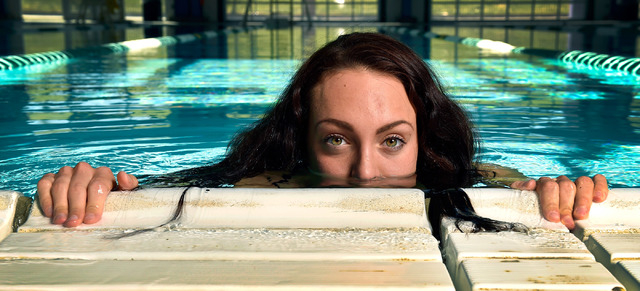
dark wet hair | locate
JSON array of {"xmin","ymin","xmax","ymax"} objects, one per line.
[
  {"xmin": 145, "ymin": 32, "xmax": 524, "ymax": 238},
  {"xmin": 152, "ymin": 32, "xmax": 478, "ymax": 188}
]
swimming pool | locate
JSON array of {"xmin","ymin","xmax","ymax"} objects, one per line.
[{"xmin": 1, "ymin": 26, "xmax": 638, "ymax": 196}]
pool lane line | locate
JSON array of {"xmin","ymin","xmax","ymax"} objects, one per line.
[
  {"xmin": 382, "ymin": 27, "xmax": 640, "ymax": 77},
  {"xmin": 0, "ymin": 26, "xmax": 261, "ymax": 71}
]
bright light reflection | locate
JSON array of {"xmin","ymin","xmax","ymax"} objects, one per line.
[
  {"xmin": 476, "ymin": 39, "xmax": 516, "ymax": 54},
  {"xmin": 120, "ymin": 39, "xmax": 164, "ymax": 52}
]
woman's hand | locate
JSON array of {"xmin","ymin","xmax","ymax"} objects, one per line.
[
  {"xmin": 36, "ymin": 162, "xmax": 138, "ymax": 227},
  {"xmin": 510, "ymin": 174, "xmax": 608, "ymax": 229}
]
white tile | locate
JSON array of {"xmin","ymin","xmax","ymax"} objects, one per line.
[
  {"xmin": 455, "ymin": 259, "xmax": 623, "ymax": 291},
  {"xmin": 443, "ymin": 230, "xmax": 595, "ymax": 282},
  {"xmin": 182, "ymin": 188, "xmax": 429, "ymax": 230},
  {"xmin": 0, "ymin": 259, "xmax": 455, "ymax": 290},
  {"xmin": 0, "ymin": 191, "xmax": 20, "ymax": 243},
  {"xmin": 586, "ymin": 233, "xmax": 640, "ymax": 264},
  {"xmin": 585, "ymin": 233, "xmax": 640, "ymax": 291},
  {"xmin": 616, "ymin": 261, "xmax": 640, "ymax": 291},
  {"xmin": 575, "ymin": 220, "xmax": 640, "ymax": 242},
  {"xmin": 3, "ymin": 188, "xmax": 446, "ymax": 289},
  {"xmin": 20, "ymin": 188, "xmax": 429, "ymax": 232},
  {"xmin": 574, "ymin": 188, "xmax": 640, "ymax": 241},
  {"xmin": 0, "ymin": 228, "xmax": 442, "ymax": 262}
]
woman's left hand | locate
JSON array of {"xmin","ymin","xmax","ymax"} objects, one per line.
[{"xmin": 510, "ymin": 174, "xmax": 608, "ymax": 230}]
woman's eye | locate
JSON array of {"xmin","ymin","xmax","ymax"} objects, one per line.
[
  {"xmin": 384, "ymin": 136, "xmax": 405, "ymax": 149},
  {"xmin": 325, "ymin": 136, "xmax": 346, "ymax": 146},
  {"xmin": 330, "ymin": 137, "xmax": 343, "ymax": 145},
  {"xmin": 385, "ymin": 138, "xmax": 399, "ymax": 147}
]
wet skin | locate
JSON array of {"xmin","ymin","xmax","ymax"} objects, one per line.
[{"xmin": 307, "ymin": 68, "xmax": 418, "ymax": 188}]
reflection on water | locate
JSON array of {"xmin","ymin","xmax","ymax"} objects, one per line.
[
  {"xmin": 0, "ymin": 26, "xmax": 638, "ymax": 195},
  {"xmin": 439, "ymin": 56, "xmax": 639, "ymax": 186}
]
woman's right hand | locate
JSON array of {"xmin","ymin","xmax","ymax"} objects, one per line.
[{"xmin": 37, "ymin": 162, "xmax": 138, "ymax": 227}]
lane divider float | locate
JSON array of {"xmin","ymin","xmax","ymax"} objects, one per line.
[
  {"xmin": 0, "ymin": 27, "xmax": 261, "ymax": 71},
  {"xmin": 382, "ymin": 27, "xmax": 640, "ymax": 76}
]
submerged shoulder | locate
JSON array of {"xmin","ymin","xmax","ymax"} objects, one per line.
[
  {"xmin": 475, "ymin": 163, "xmax": 529, "ymax": 187},
  {"xmin": 233, "ymin": 171, "xmax": 304, "ymax": 188}
]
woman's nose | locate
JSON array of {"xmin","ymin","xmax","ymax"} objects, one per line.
[{"xmin": 350, "ymin": 147, "xmax": 379, "ymax": 181}]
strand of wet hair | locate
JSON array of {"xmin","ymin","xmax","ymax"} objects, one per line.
[
  {"xmin": 104, "ymin": 187, "xmax": 189, "ymax": 239},
  {"xmin": 424, "ymin": 188, "xmax": 529, "ymax": 241},
  {"xmin": 103, "ymin": 186, "xmax": 526, "ymax": 240}
]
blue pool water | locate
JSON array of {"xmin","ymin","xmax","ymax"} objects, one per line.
[{"xmin": 0, "ymin": 27, "xmax": 639, "ymax": 196}]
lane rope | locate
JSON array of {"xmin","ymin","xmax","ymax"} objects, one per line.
[
  {"xmin": 0, "ymin": 27, "xmax": 260, "ymax": 71},
  {"xmin": 383, "ymin": 27, "xmax": 640, "ymax": 76}
]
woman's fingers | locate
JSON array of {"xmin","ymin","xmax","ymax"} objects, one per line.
[
  {"xmin": 531, "ymin": 175, "xmax": 608, "ymax": 230},
  {"xmin": 556, "ymin": 175, "xmax": 577, "ymax": 229},
  {"xmin": 50, "ymin": 166, "xmax": 74, "ymax": 224},
  {"xmin": 36, "ymin": 173, "xmax": 56, "ymax": 218},
  {"xmin": 83, "ymin": 170, "xmax": 136, "ymax": 225},
  {"xmin": 64, "ymin": 162, "xmax": 98, "ymax": 227},
  {"xmin": 573, "ymin": 176, "xmax": 595, "ymax": 220},
  {"xmin": 535, "ymin": 177, "xmax": 561, "ymax": 223},
  {"xmin": 36, "ymin": 163, "xmax": 124, "ymax": 227},
  {"xmin": 116, "ymin": 171, "xmax": 138, "ymax": 190},
  {"xmin": 510, "ymin": 179, "xmax": 536, "ymax": 191},
  {"xmin": 83, "ymin": 167, "xmax": 117, "ymax": 225},
  {"xmin": 593, "ymin": 174, "xmax": 609, "ymax": 202}
]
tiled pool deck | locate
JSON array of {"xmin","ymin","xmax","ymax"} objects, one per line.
[{"xmin": 0, "ymin": 187, "xmax": 638, "ymax": 290}]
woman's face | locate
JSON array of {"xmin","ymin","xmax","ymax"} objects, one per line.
[{"xmin": 307, "ymin": 68, "xmax": 419, "ymax": 187}]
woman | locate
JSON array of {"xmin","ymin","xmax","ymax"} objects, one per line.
[{"xmin": 37, "ymin": 32, "xmax": 608, "ymax": 230}]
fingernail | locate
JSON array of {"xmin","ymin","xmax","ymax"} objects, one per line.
[
  {"xmin": 45, "ymin": 206, "xmax": 53, "ymax": 217},
  {"xmin": 67, "ymin": 215, "xmax": 78, "ymax": 222},
  {"xmin": 594, "ymin": 191, "xmax": 604, "ymax": 201},
  {"xmin": 548, "ymin": 211, "xmax": 560, "ymax": 222},
  {"xmin": 84, "ymin": 213, "xmax": 95, "ymax": 222},
  {"xmin": 575, "ymin": 206, "xmax": 588, "ymax": 218},
  {"xmin": 562, "ymin": 216, "xmax": 574, "ymax": 228},
  {"xmin": 53, "ymin": 214, "xmax": 66, "ymax": 224}
]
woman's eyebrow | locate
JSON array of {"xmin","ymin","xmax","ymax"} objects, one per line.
[
  {"xmin": 316, "ymin": 119, "xmax": 413, "ymax": 134},
  {"xmin": 376, "ymin": 120, "xmax": 413, "ymax": 134},
  {"xmin": 316, "ymin": 119, "xmax": 354, "ymax": 131}
]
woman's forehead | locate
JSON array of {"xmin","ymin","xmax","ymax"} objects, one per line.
[
  {"xmin": 309, "ymin": 68, "xmax": 416, "ymax": 122},
  {"xmin": 312, "ymin": 68, "xmax": 404, "ymax": 99}
]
